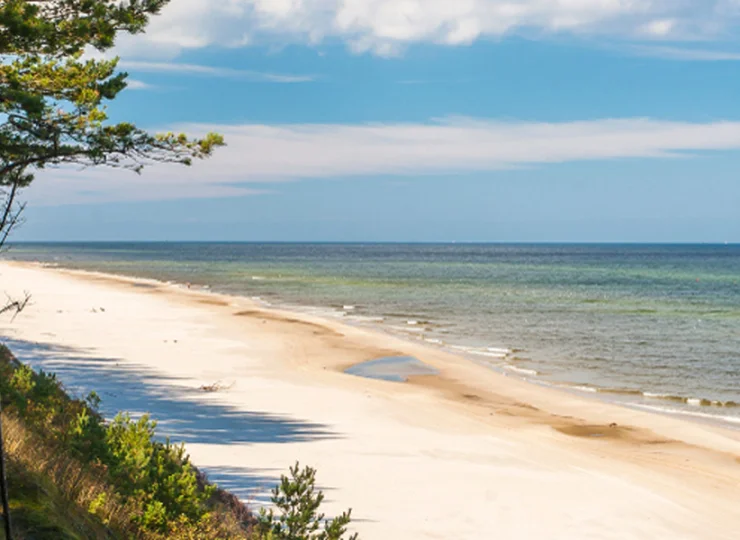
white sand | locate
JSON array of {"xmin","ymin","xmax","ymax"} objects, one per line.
[{"xmin": 1, "ymin": 261, "xmax": 739, "ymax": 539}]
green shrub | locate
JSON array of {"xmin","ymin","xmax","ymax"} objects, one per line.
[
  {"xmin": 10, "ymin": 364, "xmax": 35, "ymax": 395},
  {"xmin": 141, "ymin": 500, "xmax": 168, "ymax": 531},
  {"xmin": 103, "ymin": 413, "xmax": 215, "ymax": 531},
  {"xmin": 256, "ymin": 462, "xmax": 358, "ymax": 540},
  {"xmin": 105, "ymin": 413, "xmax": 158, "ymax": 492},
  {"xmin": 67, "ymin": 397, "xmax": 109, "ymax": 461},
  {"xmin": 0, "ymin": 346, "xmax": 231, "ymax": 535}
]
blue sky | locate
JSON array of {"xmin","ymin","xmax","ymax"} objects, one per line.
[{"xmin": 17, "ymin": 1, "xmax": 740, "ymax": 242}]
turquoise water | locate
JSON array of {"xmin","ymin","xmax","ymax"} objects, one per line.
[{"xmin": 5, "ymin": 243, "xmax": 740, "ymax": 425}]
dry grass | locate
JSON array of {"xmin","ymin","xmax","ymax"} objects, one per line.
[
  {"xmin": 2, "ymin": 412, "xmax": 135, "ymax": 539},
  {"xmin": 2, "ymin": 413, "xmax": 256, "ymax": 539}
]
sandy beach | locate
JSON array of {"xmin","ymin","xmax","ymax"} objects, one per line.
[{"xmin": 1, "ymin": 260, "xmax": 739, "ymax": 539}]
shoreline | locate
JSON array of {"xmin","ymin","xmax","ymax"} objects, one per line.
[
  {"xmin": 28, "ymin": 259, "xmax": 740, "ymax": 429},
  {"xmin": 1, "ymin": 260, "xmax": 740, "ymax": 538}
]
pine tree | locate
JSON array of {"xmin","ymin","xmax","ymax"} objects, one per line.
[{"xmin": 0, "ymin": 0, "xmax": 224, "ymax": 240}]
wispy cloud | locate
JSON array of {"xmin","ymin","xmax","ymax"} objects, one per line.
[
  {"xmin": 24, "ymin": 117, "xmax": 740, "ymax": 205},
  {"xmin": 629, "ymin": 45, "xmax": 740, "ymax": 61},
  {"xmin": 119, "ymin": 61, "xmax": 315, "ymax": 83},
  {"xmin": 125, "ymin": 79, "xmax": 154, "ymax": 90},
  {"xmin": 110, "ymin": 0, "xmax": 740, "ymax": 58}
]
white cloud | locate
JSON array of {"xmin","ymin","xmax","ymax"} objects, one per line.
[
  {"xmin": 23, "ymin": 117, "xmax": 740, "ymax": 205},
  {"xmin": 111, "ymin": 0, "xmax": 740, "ymax": 58},
  {"xmin": 641, "ymin": 19, "xmax": 677, "ymax": 37},
  {"xmin": 119, "ymin": 61, "xmax": 315, "ymax": 82},
  {"xmin": 125, "ymin": 79, "xmax": 153, "ymax": 90}
]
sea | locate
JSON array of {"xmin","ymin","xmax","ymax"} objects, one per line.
[{"xmin": 5, "ymin": 242, "xmax": 739, "ymax": 427}]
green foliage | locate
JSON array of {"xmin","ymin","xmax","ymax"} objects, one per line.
[
  {"xmin": 147, "ymin": 511, "xmax": 249, "ymax": 540},
  {"xmin": 0, "ymin": 347, "xmax": 108, "ymax": 456},
  {"xmin": 0, "ymin": 1, "xmax": 224, "ymax": 189},
  {"xmin": 105, "ymin": 412, "xmax": 158, "ymax": 490},
  {"xmin": 0, "ymin": 345, "xmax": 238, "ymax": 536},
  {"xmin": 9, "ymin": 363, "xmax": 34, "ymax": 395},
  {"xmin": 104, "ymin": 412, "xmax": 214, "ymax": 530},
  {"xmin": 257, "ymin": 462, "xmax": 358, "ymax": 540},
  {"xmin": 141, "ymin": 499, "xmax": 168, "ymax": 531},
  {"xmin": 0, "ymin": 0, "xmax": 169, "ymax": 56},
  {"xmin": 87, "ymin": 491, "xmax": 107, "ymax": 517}
]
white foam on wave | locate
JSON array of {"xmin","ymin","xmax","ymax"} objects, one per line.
[
  {"xmin": 643, "ymin": 392, "xmax": 671, "ymax": 399},
  {"xmin": 450, "ymin": 344, "xmax": 510, "ymax": 356},
  {"xmin": 687, "ymin": 398, "xmax": 703, "ymax": 407},
  {"xmin": 346, "ymin": 315, "xmax": 384, "ymax": 323},
  {"xmin": 425, "ymin": 338, "xmax": 443, "ymax": 344},
  {"xmin": 631, "ymin": 404, "xmax": 740, "ymax": 425},
  {"xmin": 390, "ymin": 325, "xmax": 425, "ymax": 334},
  {"xmin": 469, "ymin": 350, "xmax": 509, "ymax": 359},
  {"xmin": 503, "ymin": 365, "xmax": 539, "ymax": 377},
  {"xmin": 343, "ymin": 305, "xmax": 355, "ymax": 310},
  {"xmin": 571, "ymin": 385, "xmax": 598, "ymax": 393},
  {"xmin": 251, "ymin": 276, "xmax": 266, "ymax": 281},
  {"xmin": 641, "ymin": 392, "xmax": 731, "ymax": 407},
  {"xmin": 407, "ymin": 320, "xmax": 419, "ymax": 325}
]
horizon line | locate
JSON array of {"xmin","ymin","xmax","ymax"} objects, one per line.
[{"xmin": 6, "ymin": 240, "xmax": 739, "ymax": 246}]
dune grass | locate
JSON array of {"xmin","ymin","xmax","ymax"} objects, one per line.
[{"xmin": 3, "ymin": 413, "xmax": 124, "ymax": 539}]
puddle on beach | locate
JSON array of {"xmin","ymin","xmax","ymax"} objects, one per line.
[
  {"xmin": 131, "ymin": 282, "xmax": 158, "ymax": 289},
  {"xmin": 345, "ymin": 356, "xmax": 439, "ymax": 382}
]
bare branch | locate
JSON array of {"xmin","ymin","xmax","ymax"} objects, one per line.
[
  {"xmin": 0, "ymin": 201, "xmax": 25, "ymax": 250},
  {"xmin": 0, "ymin": 180, "xmax": 26, "ymax": 252},
  {"xmin": 0, "ymin": 182, "xmax": 18, "ymax": 234},
  {"xmin": 0, "ymin": 292, "xmax": 31, "ymax": 321}
]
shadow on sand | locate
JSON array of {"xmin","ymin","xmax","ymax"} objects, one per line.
[
  {"xmin": 203, "ymin": 465, "xmax": 281, "ymax": 507},
  {"xmin": 2, "ymin": 337, "xmax": 338, "ymax": 504}
]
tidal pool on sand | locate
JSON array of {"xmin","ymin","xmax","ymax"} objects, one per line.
[{"xmin": 345, "ymin": 356, "xmax": 439, "ymax": 382}]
